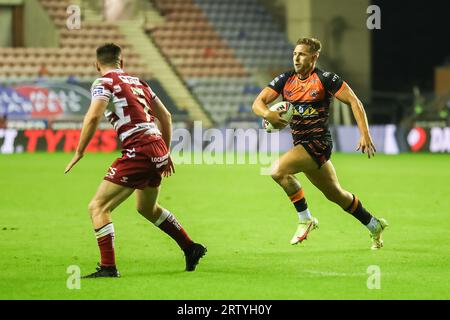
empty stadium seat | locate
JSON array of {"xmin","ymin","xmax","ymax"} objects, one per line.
[{"xmin": 0, "ymin": 0, "xmax": 152, "ymax": 81}]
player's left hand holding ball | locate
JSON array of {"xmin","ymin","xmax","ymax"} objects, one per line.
[
  {"xmin": 64, "ymin": 152, "xmax": 84, "ymax": 174},
  {"xmin": 356, "ymin": 135, "xmax": 376, "ymax": 158}
]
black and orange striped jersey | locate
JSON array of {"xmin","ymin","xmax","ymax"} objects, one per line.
[{"xmin": 268, "ymin": 68, "xmax": 345, "ymax": 144}]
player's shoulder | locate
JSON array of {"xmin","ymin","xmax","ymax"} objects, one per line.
[
  {"xmin": 269, "ymin": 69, "xmax": 295, "ymax": 87},
  {"xmin": 272, "ymin": 69, "xmax": 295, "ymax": 81},
  {"xmin": 114, "ymin": 71, "xmax": 148, "ymax": 87},
  {"xmin": 314, "ymin": 67, "xmax": 341, "ymax": 82},
  {"xmin": 93, "ymin": 69, "xmax": 129, "ymax": 85},
  {"xmin": 91, "ymin": 76, "xmax": 114, "ymax": 88},
  {"xmin": 314, "ymin": 67, "xmax": 344, "ymax": 95}
]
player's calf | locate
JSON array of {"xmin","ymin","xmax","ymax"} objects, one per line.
[
  {"xmin": 322, "ymin": 188, "xmax": 352, "ymax": 209},
  {"xmin": 137, "ymin": 204, "xmax": 161, "ymax": 224},
  {"xmin": 344, "ymin": 194, "xmax": 375, "ymax": 227},
  {"xmin": 88, "ymin": 199, "xmax": 112, "ymax": 229}
]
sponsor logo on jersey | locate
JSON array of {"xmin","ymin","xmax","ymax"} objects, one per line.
[
  {"xmin": 131, "ymin": 87, "xmax": 144, "ymax": 96},
  {"xmin": 323, "ymin": 72, "xmax": 339, "ymax": 82},
  {"xmin": 151, "ymin": 153, "xmax": 169, "ymax": 163},
  {"xmin": 309, "ymin": 89, "xmax": 319, "ymax": 98},
  {"xmin": 301, "ymin": 106, "xmax": 319, "ymax": 117},
  {"xmin": 125, "ymin": 148, "xmax": 136, "ymax": 158},
  {"xmin": 114, "ymin": 85, "xmax": 122, "ymax": 93},
  {"xmin": 293, "ymin": 104, "xmax": 319, "ymax": 118},
  {"xmin": 92, "ymin": 86, "xmax": 105, "ymax": 97},
  {"xmin": 153, "ymin": 153, "xmax": 170, "ymax": 168},
  {"xmin": 119, "ymin": 75, "xmax": 140, "ymax": 85}
]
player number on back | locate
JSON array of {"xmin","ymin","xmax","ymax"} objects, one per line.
[
  {"xmin": 131, "ymin": 87, "xmax": 152, "ymax": 122},
  {"xmin": 112, "ymin": 76, "xmax": 154, "ymax": 127},
  {"xmin": 114, "ymin": 97, "xmax": 132, "ymax": 128}
]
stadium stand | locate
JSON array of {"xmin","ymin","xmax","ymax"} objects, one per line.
[
  {"xmin": 145, "ymin": 0, "xmax": 295, "ymax": 125},
  {"xmin": 148, "ymin": 0, "xmax": 247, "ymax": 79},
  {"xmin": 0, "ymin": 0, "xmax": 152, "ymax": 81},
  {"xmin": 193, "ymin": 0, "xmax": 293, "ymax": 71},
  {"xmin": 0, "ymin": 0, "xmax": 191, "ymax": 122},
  {"xmin": 1, "ymin": 0, "xmax": 296, "ymax": 126}
]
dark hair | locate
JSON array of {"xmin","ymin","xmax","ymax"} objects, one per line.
[
  {"xmin": 96, "ymin": 43, "xmax": 122, "ymax": 66},
  {"xmin": 296, "ymin": 38, "xmax": 322, "ymax": 54}
]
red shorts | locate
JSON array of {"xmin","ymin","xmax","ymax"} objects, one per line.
[{"xmin": 104, "ymin": 138, "xmax": 171, "ymax": 189}]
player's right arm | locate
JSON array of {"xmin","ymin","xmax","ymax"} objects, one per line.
[
  {"xmin": 252, "ymin": 87, "xmax": 288, "ymax": 129},
  {"xmin": 151, "ymin": 97, "xmax": 175, "ymax": 177},
  {"xmin": 65, "ymin": 77, "xmax": 112, "ymax": 174},
  {"xmin": 335, "ymin": 83, "xmax": 376, "ymax": 158},
  {"xmin": 152, "ymin": 97, "xmax": 172, "ymax": 149},
  {"xmin": 64, "ymin": 99, "xmax": 109, "ymax": 174}
]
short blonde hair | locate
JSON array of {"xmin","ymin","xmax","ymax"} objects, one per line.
[{"xmin": 296, "ymin": 38, "xmax": 322, "ymax": 54}]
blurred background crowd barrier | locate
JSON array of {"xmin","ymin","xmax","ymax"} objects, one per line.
[{"xmin": 1, "ymin": 0, "xmax": 449, "ymax": 154}]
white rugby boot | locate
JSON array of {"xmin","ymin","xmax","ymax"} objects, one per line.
[
  {"xmin": 290, "ymin": 217, "xmax": 319, "ymax": 245},
  {"xmin": 370, "ymin": 218, "xmax": 388, "ymax": 250}
]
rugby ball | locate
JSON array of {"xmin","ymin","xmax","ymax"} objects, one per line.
[{"xmin": 262, "ymin": 101, "xmax": 294, "ymax": 132}]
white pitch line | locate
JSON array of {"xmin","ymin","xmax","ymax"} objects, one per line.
[{"xmin": 303, "ymin": 270, "xmax": 367, "ymax": 277}]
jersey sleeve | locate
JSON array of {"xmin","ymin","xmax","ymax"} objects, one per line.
[
  {"xmin": 91, "ymin": 77, "xmax": 114, "ymax": 102},
  {"xmin": 142, "ymin": 81, "xmax": 157, "ymax": 100},
  {"xmin": 267, "ymin": 72, "xmax": 290, "ymax": 94},
  {"xmin": 320, "ymin": 71, "xmax": 345, "ymax": 96}
]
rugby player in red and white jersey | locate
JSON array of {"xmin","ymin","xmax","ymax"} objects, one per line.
[{"xmin": 65, "ymin": 43, "xmax": 206, "ymax": 278}]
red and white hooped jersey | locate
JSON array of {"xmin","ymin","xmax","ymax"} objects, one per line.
[{"xmin": 90, "ymin": 69, "xmax": 162, "ymax": 148}]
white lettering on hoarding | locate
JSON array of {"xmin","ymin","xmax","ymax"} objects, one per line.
[
  {"xmin": 0, "ymin": 129, "xmax": 18, "ymax": 154},
  {"xmin": 430, "ymin": 127, "xmax": 450, "ymax": 152}
]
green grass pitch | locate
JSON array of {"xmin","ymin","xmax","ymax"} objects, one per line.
[{"xmin": 0, "ymin": 152, "xmax": 449, "ymax": 299}]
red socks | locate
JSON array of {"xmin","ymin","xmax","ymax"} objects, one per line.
[
  {"xmin": 154, "ymin": 209, "xmax": 194, "ymax": 250},
  {"xmin": 93, "ymin": 210, "xmax": 193, "ymax": 268},
  {"xmin": 95, "ymin": 223, "xmax": 116, "ymax": 267}
]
